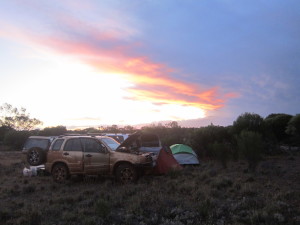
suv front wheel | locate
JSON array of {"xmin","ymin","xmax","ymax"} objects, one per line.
[
  {"xmin": 52, "ymin": 164, "xmax": 70, "ymax": 183},
  {"xmin": 115, "ymin": 163, "xmax": 138, "ymax": 184}
]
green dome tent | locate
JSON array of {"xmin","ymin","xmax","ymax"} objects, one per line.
[{"xmin": 170, "ymin": 144, "xmax": 200, "ymax": 165}]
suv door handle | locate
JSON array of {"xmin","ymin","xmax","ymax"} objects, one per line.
[
  {"xmin": 86, "ymin": 154, "xmax": 92, "ymax": 157},
  {"xmin": 63, "ymin": 152, "xmax": 69, "ymax": 156}
]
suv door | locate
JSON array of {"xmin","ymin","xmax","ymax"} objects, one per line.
[
  {"xmin": 81, "ymin": 138, "xmax": 110, "ymax": 174},
  {"xmin": 63, "ymin": 138, "xmax": 84, "ymax": 173}
]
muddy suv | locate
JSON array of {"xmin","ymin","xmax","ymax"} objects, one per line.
[{"xmin": 45, "ymin": 136, "xmax": 153, "ymax": 183}]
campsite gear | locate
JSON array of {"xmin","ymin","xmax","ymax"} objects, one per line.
[
  {"xmin": 22, "ymin": 165, "xmax": 46, "ymax": 177},
  {"xmin": 153, "ymin": 146, "xmax": 182, "ymax": 174},
  {"xmin": 170, "ymin": 144, "xmax": 200, "ymax": 165},
  {"xmin": 23, "ymin": 167, "xmax": 32, "ymax": 177}
]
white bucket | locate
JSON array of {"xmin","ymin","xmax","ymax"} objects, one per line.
[{"xmin": 23, "ymin": 167, "xmax": 32, "ymax": 177}]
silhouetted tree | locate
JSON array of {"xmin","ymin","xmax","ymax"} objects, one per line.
[
  {"xmin": 123, "ymin": 125, "xmax": 135, "ymax": 133},
  {"xmin": 0, "ymin": 103, "xmax": 42, "ymax": 130},
  {"xmin": 233, "ymin": 112, "xmax": 264, "ymax": 135},
  {"xmin": 191, "ymin": 125, "xmax": 232, "ymax": 158},
  {"xmin": 286, "ymin": 114, "xmax": 300, "ymax": 146},
  {"xmin": 3, "ymin": 130, "xmax": 31, "ymax": 150},
  {"xmin": 237, "ymin": 131, "xmax": 263, "ymax": 172},
  {"xmin": 264, "ymin": 113, "xmax": 292, "ymax": 143},
  {"xmin": 39, "ymin": 126, "xmax": 67, "ymax": 136},
  {"xmin": 165, "ymin": 121, "xmax": 180, "ymax": 128}
]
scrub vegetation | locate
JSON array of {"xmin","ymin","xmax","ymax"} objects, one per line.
[{"xmin": 0, "ymin": 151, "xmax": 299, "ymax": 225}]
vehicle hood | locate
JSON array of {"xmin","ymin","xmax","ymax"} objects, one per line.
[{"xmin": 115, "ymin": 131, "xmax": 141, "ymax": 151}]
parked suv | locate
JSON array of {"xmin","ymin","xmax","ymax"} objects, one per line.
[{"xmin": 45, "ymin": 136, "xmax": 153, "ymax": 183}]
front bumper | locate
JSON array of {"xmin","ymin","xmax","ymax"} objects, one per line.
[{"xmin": 134, "ymin": 161, "xmax": 153, "ymax": 169}]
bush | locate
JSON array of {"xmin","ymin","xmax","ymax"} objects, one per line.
[
  {"xmin": 286, "ymin": 114, "xmax": 300, "ymax": 146},
  {"xmin": 95, "ymin": 199, "xmax": 111, "ymax": 218},
  {"xmin": 233, "ymin": 112, "xmax": 264, "ymax": 135},
  {"xmin": 264, "ymin": 113, "xmax": 292, "ymax": 144},
  {"xmin": 237, "ymin": 131, "xmax": 263, "ymax": 172},
  {"xmin": 38, "ymin": 126, "xmax": 67, "ymax": 136},
  {"xmin": 0, "ymin": 126, "xmax": 12, "ymax": 142},
  {"xmin": 209, "ymin": 141, "xmax": 230, "ymax": 168},
  {"xmin": 191, "ymin": 125, "xmax": 232, "ymax": 158},
  {"xmin": 3, "ymin": 130, "xmax": 31, "ymax": 150}
]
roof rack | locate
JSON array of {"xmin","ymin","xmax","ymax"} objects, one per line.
[{"xmin": 57, "ymin": 133, "xmax": 108, "ymax": 138}]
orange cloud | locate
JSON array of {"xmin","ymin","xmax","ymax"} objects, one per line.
[{"xmin": 1, "ymin": 13, "xmax": 237, "ymax": 113}]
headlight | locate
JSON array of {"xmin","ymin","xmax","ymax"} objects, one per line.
[{"xmin": 145, "ymin": 154, "xmax": 153, "ymax": 162}]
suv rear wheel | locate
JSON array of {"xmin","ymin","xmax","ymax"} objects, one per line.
[
  {"xmin": 27, "ymin": 147, "xmax": 46, "ymax": 166},
  {"xmin": 52, "ymin": 164, "xmax": 70, "ymax": 183},
  {"xmin": 115, "ymin": 163, "xmax": 137, "ymax": 184}
]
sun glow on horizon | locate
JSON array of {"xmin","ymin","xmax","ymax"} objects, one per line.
[
  {"xmin": 0, "ymin": 9, "xmax": 228, "ymax": 128},
  {"xmin": 11, "ymin": 50, "xmax": 207, "ymax": 128}
]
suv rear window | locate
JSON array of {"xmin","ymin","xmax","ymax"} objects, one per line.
[
  {"xmin": 64, "ymin": 139, "xmax": 82, "ymax": 151},
  {"xmin": 24, "ymin": 138, "xmax": 50, "ymax": 150}
]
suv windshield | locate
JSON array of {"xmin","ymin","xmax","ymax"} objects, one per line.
[
  {"xmin": 100, "ymin": 137, "xmax": 119, "ymax": 150},
  {"xmin": 24, "ymin": 138, "xmax": 50, "ymax": 150}
]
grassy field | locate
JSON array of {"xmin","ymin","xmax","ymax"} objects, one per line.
[{"xmin": 0, "ymin": 150, "xmax": 299, "ymax": 225}]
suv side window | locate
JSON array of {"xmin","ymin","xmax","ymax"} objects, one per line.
[
  {"xmin": 82, "ymin": 138, "xmax": 105, "ymax": 153},
  {"xmin": 64, "ymin": 139, "xmax": 82, "ymax": 151},
  {"xmin": 52, "ymin": 139, "xmax": 64, "ymax": 151}
]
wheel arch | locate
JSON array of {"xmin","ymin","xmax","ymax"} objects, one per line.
[
  {"xmin": 113, "ymin": 161, "xmax": 134, "ymax": 175},
  {"xmin": 51, "ymin": 161, "xmax": 69, "ymax": 174}
]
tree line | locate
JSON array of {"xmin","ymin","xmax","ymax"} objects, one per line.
[{"xmin": 1, "ymin": 103, "xmax": 299, "ymax": 171}]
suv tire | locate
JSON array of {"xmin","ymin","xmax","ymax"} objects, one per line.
[
  {"xmin": 115, "ymin": 163, "xmax": 137, "ymax": 184},
  {"xmin": 52, "ymin": 164, "xmax": 70, "ymax": 183},
  {"xmin": 27, "ymin": 147, "xmax": 46, "ymax": 166}
]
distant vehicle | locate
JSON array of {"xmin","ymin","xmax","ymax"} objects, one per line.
[
  {"xmin": 102, "ymin": 133, "xmax": 129, "ymax": 143},
  {"xmin": 96, "ymin": 136, "xmax": 120, "ymax": 151},
  {"xmin": 22, "ymin": 136, "xmax": 56, "ymax": 166}
]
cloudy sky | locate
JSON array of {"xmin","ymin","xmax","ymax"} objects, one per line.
[{"xmin": 0, "ymin": 0, "xmax": 299, "ymax": 128}]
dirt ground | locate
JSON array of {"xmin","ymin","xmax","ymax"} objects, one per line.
[{"xmin": 0, "ymin": 150, "xmax": 299, "ymax": 225}]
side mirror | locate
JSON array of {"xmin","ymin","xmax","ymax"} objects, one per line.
[{"xmin": 116, "ymin": 147, "xmax": 130, "ymax": 153}]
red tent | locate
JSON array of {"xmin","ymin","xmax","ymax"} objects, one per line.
[{"xmin": 153, "ymin": 146, "xmax": 182, "ymax": 174}]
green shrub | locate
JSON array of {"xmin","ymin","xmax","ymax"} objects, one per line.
[
  {"xmin": 286, "ymin": 114, "xmax": 300, "ymax": 146},
  {"xmin": 0, "ymin": 210, "xmax": 11, "ymax": 224},
  {"xmin": 95, "ymin": 199, "xmax": 111, "ymax": 218},
  {"xmin": 22, "ymin": 185, "xmax": 36, "ymax": 194},
  {"xmin": 197, "ymin": 199, "xmax": 213, "ymax": 219},
  {"xmin": 210, "ymin": 141, "xmax": 230, "ymax": 168},
  {"xmin": 166, "ymin": 167, "xmax": 182, "ymax": 179},
  {"xmin": 237, "ymin": 131, "xmax": 263, "ymax": 172},
  {"xmin": 3, "ymin": 130, "xmax": 31, "ymax": 150},
  {"xmin": 233, "ymin": 112, "xmax": 264, "ymax": 135},
  {"xmin": 191, "ymin": 125, "xmax": 232, "ymax": 158}
]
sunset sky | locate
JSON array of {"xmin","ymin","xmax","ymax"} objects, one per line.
[{"xmin": 0, "ymin": 0, "xmax": 299, "ymax": 128}]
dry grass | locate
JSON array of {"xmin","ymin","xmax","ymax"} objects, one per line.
[{"xmin": 0, "ymin": 150, "xmax": 299, "ymax": 225}]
